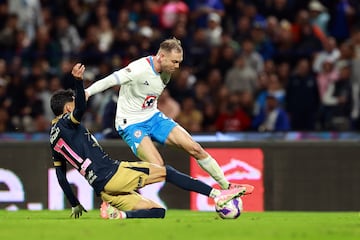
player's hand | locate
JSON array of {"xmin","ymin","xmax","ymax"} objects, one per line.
[
  {"xmin": 85, "ymin": 90, "xmax": 90, "ymax": 101},
  {"xmin": 70, "ymin": 204, "xmax": 87, "ymax": 219},
  {"xmin": 71, "ymin": 63, "xmax": 85, "ymax": 80}
]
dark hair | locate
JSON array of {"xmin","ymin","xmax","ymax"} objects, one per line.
[{"xmin": 50, "ymin": 89, "xmax": 74, "ymax": 116}]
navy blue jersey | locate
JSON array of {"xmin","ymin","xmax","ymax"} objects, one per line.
[{"xmin": 50, "ymin": 114, "xmax": 119, "ymax": 195}]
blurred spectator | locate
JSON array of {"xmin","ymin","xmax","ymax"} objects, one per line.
[
  {"xmin": 313, "ymin": 36, "xmax": 340, "ymax": 73},
  {"xmin": 192, "ymin": 80, "xmax": 210, "ymax": 111},
  {"xmin": 34, "ymin": 75, "xmax": 53, "ymax": 123},
  {"xmin": 239, "ymin": 91, "xmax": 255, "ymax": 119},
  {"xmin": 265, "ymin": 15, "xmax": 281, "ymax": 45},
  {"xmin": 224, "ymin": 54, "xmax": 257, "ymax": 95},
  {"xmin": 0, "ymin": 13, "xmax": 18, "ymax": 61},
  {"xmin": 321, "ymin": 61, "xmax": 352, "ymax": 130},
  {"xmin": 202, "ymin": 100, "xmax": 218, "ymax": 132},
  {"xmin": 327, "ymin": 0, "xmax": 359, "ymax": 43},
  {"xmin": 217, "ymin": 43, "xmax": 237, "ymax": 76},
  {"xmin": 291, "ymin": 9, "xmax": 326, "ymax": 46},
  {"xmin": 54, "ymin": 15, "xmax": 81, "ymax": 58},
  {"xmin": 176, "ymin": 96, "xmax": 203, "ymax": 132},
  {"xmin": 157, "ymin": 88, "xmax": 181, "ymax": 120},
  {"xmin": 336, "ymin": 40, "xmax": 354, "ymax": 66},
  {"xmin": 157, "ymin": 0, "xmax": 189, "ymax": 31},
  {"xmin": 276, "ymin": 61, "xmax": 291, "ymax": 86},
  {"xmin": 263, "ymin": 59, "xmax": 276, "ymax": 75},
  {"xmin": 241, "ymin": 38, "xmax": 264, "ymax": 73},
  {"xmin": 188, "ymin": 0, "xmax": 225, "ymax": 29},
  {"xmin": 255, "ymin": 73, "xmax": 286, "ymax": 114},
  {"xmin": 243, "ymin": 3, "xmax": 266, "ymax": 27},
  {"xmin": 9, "ymin": 0, "xmax": 43, "ymax": 41},
  {"xmin": 308, "ymin": 0, "xmax": 330, "ymax": 36},
  {"xmin": 232, "ymin": 15, "xmax": 252, "ymax": 44},
  {"xmin": 22, "ymin": 26, "xmax": 62, "ymax": 72},
  {"xmin": 186, "ymin": 28, "xmax": 210, "ymax": 78},
  {"xmin": 205, "ymin": 12, "xmax": 222, "ymax": 47},
  {"xmin": 206, "ymin": 68, "xmax": 224, "ymax": 100},
  {"xmin": 167, "ymin": 67, "xmax": 195, "ymax": 103},
  {"xmin": 97, "ymin": 17, "xmax": 114, "ymax": 53},
  {"xmin": 20, "ymin": 83, "xmax": 48, "ymax": 132},
  {"xmin": 0, "ymin": 106, "xmax": 13, "ymax": 132},
  {"xmin": 136, "ymin": 25, "xmax": 157, "ymax": 56},
  {"xmin": 251, "ymin": 20, "xmax": 275, "ymax": 61},
  {"xmin": 0, "ymin": 77, "xmax": 10, "ymax": 109},
  {"xmin": 215, "ymin": 92, "xmax": 251, "ymax": 132},
  {"xmin": 286, "ymin": 58, "xmax": 320, "ymax": 130},
  {"xmin": 316, "ymin": 58, "xmax": 339, "ymax": 101},
  {"xmin": 252, "ymin": 94, "xmax": 290, "ymax": 131},
  {"xmin": 292, "ymin": 10, "xmax": 324, "ymax": 60},
  {"xmin": 78, "ymin": 25, "xmax": 104, "ymax": 67},
  {"xmin": 316, "ymin": 58, "xmax": 340, "ymax": 128}
]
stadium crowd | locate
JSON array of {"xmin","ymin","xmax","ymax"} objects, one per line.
[{"xmin": 0, "ymin": 0, "xmax": 360, "ymax": 136}]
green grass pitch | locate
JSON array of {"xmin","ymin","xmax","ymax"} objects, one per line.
[{"xmin": 1, "ymin": 210, "xmax": 359, "ymax": 240}]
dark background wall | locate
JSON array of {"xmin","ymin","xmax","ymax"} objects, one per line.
[{"xmin": 1, "ymin": 141, "xmax": 359, "ymax": 211}]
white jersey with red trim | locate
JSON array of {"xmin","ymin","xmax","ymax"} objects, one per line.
[{"xmin": 113, "ymin": 56, "xmax": 170, "ymax": 129}]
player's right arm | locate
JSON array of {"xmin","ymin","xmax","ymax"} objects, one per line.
[
  {"xmin": 85, "ymin": 58, "xmax": 143, "ymax": 98},
  {"xmin": 53, "ymin": 154, "xmax": 87, "ymax": 218},
  {"xmin": 85, "ymin": 74, "xmax": 120, "ymax": 99},
  {"xmin": 53, "ymin": 156, "xmax": 80, "ymax": 207}
]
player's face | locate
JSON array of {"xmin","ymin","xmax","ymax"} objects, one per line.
[{"xmin": 160, "ymin": 50, "xmax": 183, "ymax": 74}]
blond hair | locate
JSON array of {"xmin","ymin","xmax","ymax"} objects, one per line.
[{"xmin": 158, "ymin": 37, "xmax": 183, "ymax": 53}]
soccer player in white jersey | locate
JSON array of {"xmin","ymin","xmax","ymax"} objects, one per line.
[{"xmin": 85, "ymin": 37, "xmax": 253, "ymax": 192}]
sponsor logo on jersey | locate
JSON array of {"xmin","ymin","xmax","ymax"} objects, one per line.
[
  {"xmin": 134, "ymin": 130, "xmax": 142, "ymax": 138},
  {"xmin": 142, "ymin": 95, "xmax": 157, "ymax": 109},
  {"xmin": 143, "ymin": 80, "xmax": 149, "ymax": 85}
]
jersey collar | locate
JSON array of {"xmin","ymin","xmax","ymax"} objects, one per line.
[{"xmin": 147, "ymin": 56, "xmax": 160, "ymax": 75}]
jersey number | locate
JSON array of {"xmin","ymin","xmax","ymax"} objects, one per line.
[{"xmin": 54, "ymin": 138, "xmax": 92, "ymax": 176}]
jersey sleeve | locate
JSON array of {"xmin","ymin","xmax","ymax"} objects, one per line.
[
  {"xmin": 86, "ymin": 74, "xmax": 120, "ymax": 96},
  {"xmin": 52, "ymin": 153, "xmax": 80, "ymax": 207},
  {"xmin": 112, "ymin": 59, "xmax": 144, "ymax": 85},
  {"xmin": 72, "ymin": 79, "xmax": 86, "ymax": 123}
]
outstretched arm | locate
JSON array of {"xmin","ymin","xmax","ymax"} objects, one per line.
[
  {"xmin": 54, "ymin": 160, "xmax": 80, "ymax": 207},
  {"xmin": 71, "ymin": 63, "xmax": 86, "ymax": 122},
  {"xmin": 85, "ymin": 74, "xmax": 120, "ymax": 99},
  {"xmin": 55, "ymin": 161, "xmax": 87, "ymax": 218}
]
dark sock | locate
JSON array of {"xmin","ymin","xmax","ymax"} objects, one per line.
[
  {"xmin": 125, "ymin": 208, "xmax": 165, "ymax": 218},
  {"xmin": 165, "ymin": 165, "xmax": 212, "ymax": 196}
]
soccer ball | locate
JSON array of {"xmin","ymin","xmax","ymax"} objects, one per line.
[{"xmin": 215, "ymin": 197, "xmax": 243, "ymax": 219}]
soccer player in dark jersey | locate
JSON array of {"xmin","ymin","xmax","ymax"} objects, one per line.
[{"xmin": 49, "ymin": 63, "xmax": 253, "ymax": 219}]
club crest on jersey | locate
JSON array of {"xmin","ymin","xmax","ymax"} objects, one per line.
[
  {"xmin": 142, "ymin": 95, "xmax": 157, "ymax": 109},
  {"xmin": 134, "ymin": 130, "xmax": 142, "ymax": 138}
]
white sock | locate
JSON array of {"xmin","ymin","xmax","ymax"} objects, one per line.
[
  {"xmin": 209, "ymin": 189, "xmax": 221, "ymax": 198},
  {"xmin": 196, "ymin": 155, "xmax": 230, "ymax": 189}
]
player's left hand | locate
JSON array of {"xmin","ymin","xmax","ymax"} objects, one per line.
[
  {"xmin": 70, "ymin": 204, "xmax": 87, "ymax": 219},
  {"xmin": 71, "ymin": 63, "xmax": 85, "ymax": 80}
]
